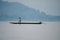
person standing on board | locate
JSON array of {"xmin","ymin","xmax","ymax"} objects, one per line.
[{"xmin": 18, "ymin": 17, "xmax": 21, "ymax": 23}]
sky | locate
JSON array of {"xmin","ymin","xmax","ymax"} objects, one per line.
[{"xmin": 3, "ymin": 0, "xmax": 60, "ymax": 16}]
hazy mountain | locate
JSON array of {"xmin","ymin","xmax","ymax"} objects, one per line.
[{"xmin": 0, "ymin": 1, "xmax": 60, "ymax": 21}]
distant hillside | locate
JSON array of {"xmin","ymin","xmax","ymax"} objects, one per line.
[{"xmin": 0, "ymin": 1, "xmax": 60, "ymax": 21}]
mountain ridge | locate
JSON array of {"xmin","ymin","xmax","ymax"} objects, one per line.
[{"xmin": 0, "ymin": 1, "xmax": 60, "ymax": 21}]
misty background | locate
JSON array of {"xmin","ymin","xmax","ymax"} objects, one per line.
[
  {"xmin": 2, "ymin": 0, "xmax": 60, "ymax": 16},
  {"xmin": 0, "ymin": 0, "xmax": 60, "ymax": 21}
]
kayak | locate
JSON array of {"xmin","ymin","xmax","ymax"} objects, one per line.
[{"xmin": 10, "ymin": 22, "xmax": 42, "ymax": 24}]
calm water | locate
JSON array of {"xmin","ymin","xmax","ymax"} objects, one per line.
[{"xmin": 0, "ymin": 21, "xmax": 60, "ymax": 40}]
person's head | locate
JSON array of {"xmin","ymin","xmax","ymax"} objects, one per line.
[{"xmin": 19, "ymin": 17, "xmax": 21, "ymax": 19}]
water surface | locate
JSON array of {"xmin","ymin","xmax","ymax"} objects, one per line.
[{"xmin": 0, "ymin": 21, "xmax": 60, "ymax": 40}]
